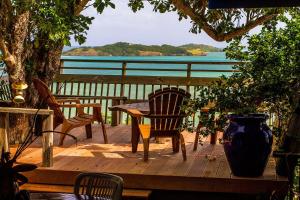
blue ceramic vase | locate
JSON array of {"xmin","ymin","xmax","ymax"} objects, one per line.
[{"xmin": 223, "ymin": 114, "xmax": 273, "ymax": 177}]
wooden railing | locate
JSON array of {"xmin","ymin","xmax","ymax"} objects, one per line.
[
  {"xmin": 52, "ymin": 58, "xmax": 239, "ymax": 125},
  {"xmin": 0, "ymin": 67, "xmax": 11, "ymax": 101}
]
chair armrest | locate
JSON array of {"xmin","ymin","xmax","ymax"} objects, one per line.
[
  {"xmin": 58, "ymin": 103, "xmax": 103, "ymax": 116},
  {"xmin": 57, "ymin": 103, "xmax": 102, "ymax": 116},
  {"xmin": 57, "ymin": 103, "xmax": 80, "ymax": 108},
  {"xmin": 75, "ymin": 103, "xmax": 101, "ymax": 108},
  {"xmin": 56, "ymin": 98, "xmax": 81, "ymax": 104},
  {"xmin": 143, "ymin": 114, "xmax": 186, "ymax": 119},
  {"xmin": 127, "ymin": 109, "xmax": 145, "ymax": 118}
]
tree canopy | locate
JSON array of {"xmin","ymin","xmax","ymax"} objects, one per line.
[
  {"xmin": 0, "ymin": 0, "xmax": 115, "ymax": 84},
  {"xmin": 128, "ymin": 0, "xmax": 282, "ymax": 41}
]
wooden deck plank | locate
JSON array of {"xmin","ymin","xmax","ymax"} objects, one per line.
[
  {"xmin": 20, "ymin": 183, "xmax": 152, "ymax": 199},
  {"xmin": 156, "ymin": 132, "xmax": 196, "ymax": 176},
  {"xmin": 14, "ymin": 124, "xmax": 287, "ymax": 195}
]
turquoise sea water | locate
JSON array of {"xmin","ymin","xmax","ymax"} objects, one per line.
[{"xmin": 62, "ymin": 52, "xmax": 234, "ymax": 77}]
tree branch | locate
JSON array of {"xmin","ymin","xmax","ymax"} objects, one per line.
[
  {"xmin": 0, "ymin": 35, "xmax": 15, "ymax": 68},
  {"xmin": 220, "ymin": 14, "xmax": 277, "ymax": 41},
  {"xmin": 75, "ymin": 0, "xmax": 91, "ymax": 15},
  {"xmin": 170, "ymin": 0, "xmax": 278, "ymax": 41}
]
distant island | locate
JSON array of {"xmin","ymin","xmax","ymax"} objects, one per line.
[{"xmin": 63, "ymin": 42, "xmax": 223, "ymax": 56}]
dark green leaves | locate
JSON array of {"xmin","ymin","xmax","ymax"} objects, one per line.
[
  {"xmin": 13, "ymin": 164, "xmax": 37, "ymax": 172},
  {"xmin": 94, "ymin": 0, "xmax": 115, "ymax": 14},
  {"xmin": 30, "ymin": 1, "xmax": 95, "ymax": 46},
  {"xmin": 128, "ymin": 0, "xmax": 145, "ymax": 12}
]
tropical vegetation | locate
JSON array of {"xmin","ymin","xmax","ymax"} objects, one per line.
[
  {"xmin": 180, "ymin": 43, "xmax": 222, "ymax": 52},
  {"xmin": 186, "ymin": 9, "xmax": 300, "ymax": 147},
  {"xmin": 63, "ymin": 42, "xmax": 221, "ymax": 56}
]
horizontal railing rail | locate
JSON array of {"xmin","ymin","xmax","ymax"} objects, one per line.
[
  {"xmin": 61, "ymin": 67, "xmax": 239, "ymax": 73},
  {"xmin": 60, "ymin": 58, "xmax": 241, "ymax": 64}
]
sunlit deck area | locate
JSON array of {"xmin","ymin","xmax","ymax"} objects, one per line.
[{"xmin": 15, "ymin": 124, "xmax": 287, "ymax": 197}]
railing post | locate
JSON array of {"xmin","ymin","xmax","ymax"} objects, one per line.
[
  {"xmin": 186, "ymin": 63, "xmax": 192, "ymax": 92},
  {"xmin": 117, "ymin": 62, "xmax": 127, "ymax": 124},
  {"xmin": 59, "ymin": 59, "xmax": 64, "ymax": 75},
  {"xmin": 120, "ymin": 62, "xmax": 127, "ymax": 97},
  {"xmin": 55, "ymin": 60, "xmax": 64, "ymax": 95}
]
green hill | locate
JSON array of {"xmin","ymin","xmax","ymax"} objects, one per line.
[
  {"xmin": 63, "ymin": 42, "xmax": 222, "ymax": 56},
  {"xmin": 179, "ymin": 43, "xmax": 223, "ymax": 52}
]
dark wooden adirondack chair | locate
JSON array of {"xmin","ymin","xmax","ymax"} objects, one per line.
[
  {"xmin": 33, "ymin": 78, "xmax": 107, "ymax": 146},
  {"xmin": 138, "ymin": 87, "xmax": 191, "ymax": 161}
]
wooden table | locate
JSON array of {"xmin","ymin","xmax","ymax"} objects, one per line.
[
  {"xmin": 30, "ymin": 192, "xmax": 81, "ymax": 200},
  {"xmin": 109, "ymin": 102, "xmax": 149, "ymax": 153},
  {"xmin": 0, "ymin": 107, "xmax": 54, "ymax": 167}
]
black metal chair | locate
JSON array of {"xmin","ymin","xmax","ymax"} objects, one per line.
[{"xmin": 74, "ymin": 173, "xmax": 123, "ymax": 200}]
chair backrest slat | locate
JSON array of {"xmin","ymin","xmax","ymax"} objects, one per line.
[
  {"xmin": 148, "ymin": 87, "xmax": 191, "ymax": 137},
  {"xmin": 149, "ymin": 97, "xmax": 155, "ymax": 131},
  {"xmin": 74, "ymin": 173, "xmax": 123, "ymax": 200},
  {"xmin": 161, "ymin": 92, "xmax": 170, "ymax": 130},
  {"xmin": 33, "ymin": 78, "xmax": 65, "ymax": 127}
]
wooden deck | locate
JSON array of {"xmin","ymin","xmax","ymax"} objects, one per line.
[{"xmin": 16, "ymin": 124, "xmax": 287, "ymax": 195}]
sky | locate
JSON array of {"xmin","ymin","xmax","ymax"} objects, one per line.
[{"xmin": 72, "ymin": 1, "xmax": 231, "ymax": 48}]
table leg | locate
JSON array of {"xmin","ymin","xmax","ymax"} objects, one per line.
[
  {"xmin": 0, "ymin": 113, "xmax": 9, "ymax": 155},
  {"xmin": 131, "ymin": 116, "xmax": 141, "ymax": 153},
  {"xmin": 42, "ymin": 113, "xmax": 54, "ymax": 167}
]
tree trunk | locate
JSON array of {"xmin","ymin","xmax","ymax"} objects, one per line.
[
  {"xmin": 27, "ymin": 40, "xmax": 64, "ymax": 136},
  {"xmin": 286, "ymin": 101, "xmax": 300, "ymax": 153}
]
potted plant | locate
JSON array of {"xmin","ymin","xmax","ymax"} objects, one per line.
[
  {"xmin": 187, "ymin": 76, "xmax": 274, "ymax": 177},
  {"xmin": 0, "ymin": 80, "xmax": 77, "ymax": 199},
  {"xmin": 0, "ymin": 118, "xmax": 39, "ymax": 200},
  {"xmin": 186, "ymin": 10, "xmax": 299, "ymax": 177},
  {"xmin": 0, "ymin": 116, "xmax": 76, "ymax": 200},
  {"xmin": 227, "ymin": 11, "xmax": 300, "ymax": 177}
]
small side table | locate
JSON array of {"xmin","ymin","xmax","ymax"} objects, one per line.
[{"xmin": 0, "ymin": 107, "xmax": 54, "ymax": 167}]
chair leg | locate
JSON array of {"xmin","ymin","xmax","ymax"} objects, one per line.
[
  {"xmin": 193, "ymin": 131, "xmax": 200, "ymax": 151},
  {"xmin": 143, "ymin": 138, "xmax": 150, "ymax": 161},
  {"xmin": 100, "ymin": 115, "xmax": 108, "ymax": 144},
  {"xmin": 59, "ymin": 124, "xmax": 71, "ymax": 146},
  {"xmin": 85, "ymin": 124, "xmax": 92, "ymax": 139},
  {"xmin": 172, "ymin": 136, "xmax": 180, "ymax": 153},
  {"xmin": 94, "ymin": 107, "xmax": 108, "ymax": 144},
  {"xmin": 194, "ymin": 122, "xmax": 202, "ymax": 151},
  {"xmin": 180, "ymin": 133, "xmax": 187, "ymax": 161}
]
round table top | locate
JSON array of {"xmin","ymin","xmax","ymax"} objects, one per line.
[{"xmin": 109, "ymin": 102, "xmax": 149, "ymax": 114}]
